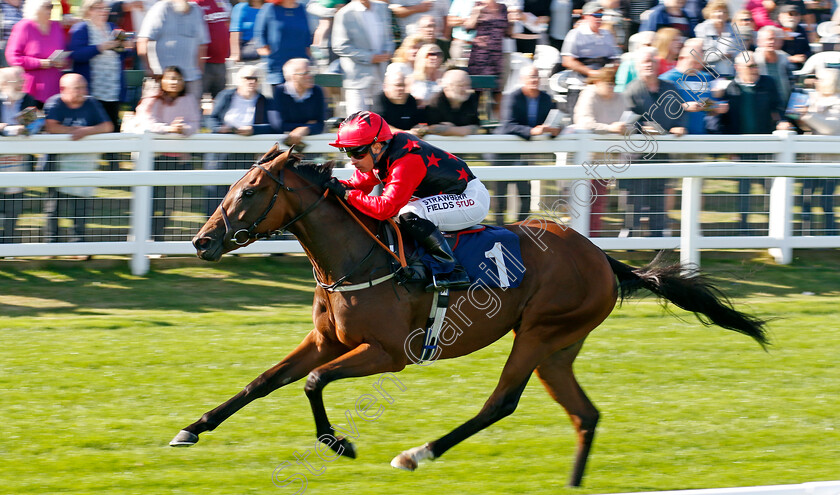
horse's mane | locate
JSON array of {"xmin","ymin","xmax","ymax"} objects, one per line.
[
  {"xmin": 256, "ymin": 145, "xmax": 338, "ymax": 188},
  {"xmin": 289, "ymin": 160, "xmax": 339, "ymax": 187}
]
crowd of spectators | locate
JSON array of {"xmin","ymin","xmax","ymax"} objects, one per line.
[{"xmin": 2, "ymin": 0, "xmax": 840, "ymax": 242}]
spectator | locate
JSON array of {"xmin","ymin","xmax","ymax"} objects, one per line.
[
  {"xmin": 744, "ymin": 0, "xmax": 778, "ymax": 28},
  {"xmin": 373, "ymin": 70, "xmax": 424, "ymax": 132},
  {"xmin": 796, "ymin": 69, "xmax": 840, "ymax": 235},
  {"xmin": 639, "ymin": 0, "xmax": 697, "ymax": 38},
  {"xmin": 722, "ymin": 52, "xmax": 784, "ymax": 134},
  {"xmin": 732, "ymin": 9, "xmax": 757, "ymax": 51},
  {"xmin": 133, "ymin": 65, "xmax": 201, "ymax": 240},
  {"xmin": 514, "ymin": 0, "xmax": 550, "ymax": 56},
  {"xmin": 778, "ymin": 5, "xmax": 811, "ymax": 70},
  {"xmin": 415, "ymin": 14, "xmax": 449, "ymax": 61},
  {"xmin": 1, "ymin": 0, "xmax": 24, "ymax": 67},
  {"xmin": 43, "ymin": 73, "xmax": 114, "ymax": 243},
  {"xmin": 573, "ymin": 64, "xmax": 626, "ymax": 236},
  {"xmin": 420, "ymin": 68, "xmax": 480, "ymax": 136},
  {"xmin": 0, "ymin": 66, "xmax": 37, "ymax": 243},
  {"xmin": 623, "ymin": 46, "xmax": 687, "ymax": 236},
  {"xmin": 694, "ymin": 0, "xmax": 742, "ymax": 77},
  {"xmin": 271, "ymin": 57, "xmax": 326, "ymax": 146},
  {"xmin": 389, "ymin": 0, "xmax": 449, "ymax": 40},
  {"xmin": 660, "ymin": 38, "xmax": 729, "ymax": 135},
  {"xmin": 137, "ymin": 0, "xmax": 210, "ymax": 101},
  {"xmin": 5, "ymin": 0, "xmax": 68, "ymax": 106},
  {"xmin": 614, "ymin": 29, "xmax": 654, "ymax": 92},
  {"xmin": 331, "ymin": 0, "xmax": 394, "ymax": 114},
  {"xmin": 653, "ymin": 27, "xmax": 684, "ymax": 75},
  {"xmin": 600, "ymin": 0, "xmax": 630, "ymax": 49},
  {"xmin": 624, "ymin": 0, "xmax": 657, "ymax": 37},
  {"xmin": 308, "ymin": 0, "xmax": 345, "ymax": 64},
  {"xmin": 755, "ymin": 25, "xmax": 792, "ymax": 103},
  {"xmin": 448, "ymin": 0, "xmax": 477, "ymax": 62},
  {"xmin": 387, "ymin": 33, "xmax": 423, "ymax": 79},
  {"xmin": 720, "ymin": 52, "xmax": 786, "ymax": 233},
  {"xmin": 547, "ymin": 0, "xmax": 575, "ymax": 52},
  {"xmin": 561, "ymin": 1, "xmax": 621, "ymax": 77},
  {"xmin": 494, "ymin": 65, "xmax": 560, "ymax": 224},
  {"xmin": 68, "ymin": 0, "xmax": 133, "ymax": 134},
  {"xmin": 209, "ymin": 64, "xmax": 272, "ymax": 137},
  {"xmin": 410, "ymin": 43, "xmax": 444, "ymax": 106},
  {"xmin": 195, "ymin": 0, "xmax": 230, "ymax": 99},
  {"xmin": 573, "ymin": 64, "xmax": 626, "ymax": 134},
  {"xmin": 254, "ymin": 0, "xmax": 311, "ymax": 86},
  {"xmin": 464, "ymin": 0, "xmax": 509, "ymax": 117},
  {"xmin": 0, "ymin": 65, "xmax": 37, "ymax": 130},
  {"xmin": 205, "ymin": 64, "xmax": 272, "ymax": 217},
  {"xmin": 230, "ymin": 0, "xmax": 265, "ymax": 63}
]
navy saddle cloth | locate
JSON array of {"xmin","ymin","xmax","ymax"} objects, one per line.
[{"xmin": 403, "ymin": 225, "xmax": 526, "ymax": 289}]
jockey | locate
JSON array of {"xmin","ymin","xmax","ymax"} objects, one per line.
[{"xmin": 326, "ymin": 111, "xmax": 491, "ymax": 291}]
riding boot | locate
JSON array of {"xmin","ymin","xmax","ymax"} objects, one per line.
[{"xmin": 400, "ymin": 212, "xmax": 471, "ymax": 292}]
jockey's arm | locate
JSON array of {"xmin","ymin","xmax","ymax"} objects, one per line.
[
  {"xmin": 344, "ymin": 154, "xmax": 427, "ymax": 220},
  {"xmin": 341, "ymin": 170, "xmax": 380, "ymax": 194}
]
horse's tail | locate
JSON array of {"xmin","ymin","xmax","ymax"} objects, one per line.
[{"xmin": 605, "ymin": 253, "xmax": 770, "ymax": 349}]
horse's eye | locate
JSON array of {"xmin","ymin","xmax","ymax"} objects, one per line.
[{"xmin": 242, "ymin": 189, "xmax": 255, "ymax": 198}]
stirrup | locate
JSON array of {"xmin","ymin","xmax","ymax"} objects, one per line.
[{"xmin": 426, "ymin": 268, "xmax": 471, "ymax": 292}]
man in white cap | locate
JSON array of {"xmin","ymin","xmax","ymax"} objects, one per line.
[{"xmin": 560, "ymin": 1, "xmax": 620, "ymax": 77}]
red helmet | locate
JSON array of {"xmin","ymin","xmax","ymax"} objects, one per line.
[{"xmin": 329, "ymin": 111, "xmax": 393, "ymax": 148}]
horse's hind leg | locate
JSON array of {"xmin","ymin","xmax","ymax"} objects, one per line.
[
  {"xmin": 391, "ymin": 333, "xmax": 551, "ymax": 471},
  {"xmin": 534, "ymin": 339, "xmax": 599, "ymax": 487}
]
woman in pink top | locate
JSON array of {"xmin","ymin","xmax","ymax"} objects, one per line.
[
  {"xmin": 134, "ymin": 66, "xmax": 201, "ymax": 240},
  {"xmin": 4, "ymin": 0, "xmax": 68, "ymax": 105}
]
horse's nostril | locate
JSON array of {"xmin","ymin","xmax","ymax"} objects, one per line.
[{"xmin": 193, "ymin": 236, "xmax": 210, "ymax": 250}]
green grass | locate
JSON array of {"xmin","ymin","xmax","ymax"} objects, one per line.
[{"xmin": 1, "ymin": 251, "xmax": 839, "ymax": 494}]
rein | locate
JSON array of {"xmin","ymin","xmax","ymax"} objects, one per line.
[{"xmin": 335, "ymin": 197, "xmax": 408, "ymax": 269}]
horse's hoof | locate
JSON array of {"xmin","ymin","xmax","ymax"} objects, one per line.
[
  {"xmin": 339, "ymin": 438, "xmax": 357, "ymax": 459},
  {"xmin": 169, "ymin": 430, "xmax": 199, "ymax": 447},
  {"xmin": 390, "ymin": 443, "xmax": 433, "ymax": 471},
  {"xmin": 390, "ymin": 452, "xmax": 417, "ymax": 471}
]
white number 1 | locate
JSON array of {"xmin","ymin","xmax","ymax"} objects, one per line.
[{"xmin": 484, "ymin": 242, "xmax": 510, "ymax": 288}]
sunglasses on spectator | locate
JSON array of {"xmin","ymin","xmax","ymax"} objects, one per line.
[
  {"xmin": 427, "ymin": 52, "xmax": 442, "ymax": 57},
  {"xmin": 339, "ymin": 144, "xmax": 373, "ymax": 160},
  {"xmin": 243, "ymin": 76, "xmax": 258, "ymax": 81},
  {"xmin": 589, "ymin": 12, "xmax": 603, "ymax": 18}
]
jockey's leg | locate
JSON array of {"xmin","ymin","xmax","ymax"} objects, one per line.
[{"xmin": 399, "ymin": 212, "xmax": 472, "ymax": 291}]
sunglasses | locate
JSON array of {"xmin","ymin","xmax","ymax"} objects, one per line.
[
  {"xmin": 339, "ymin": 144, "xmax": 373, "ymax": 159},
  {"xmin": 243, "ymin": 76, "xmax": 258, "ymax": 81},
  {"xmin": 589, "ymin": 12, "xmax": 603, "ymax": 18}
]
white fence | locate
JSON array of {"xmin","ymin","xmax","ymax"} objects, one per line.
[{"xmin": 1, "ymin": 131, "xmax": 839, "ymax": 275}]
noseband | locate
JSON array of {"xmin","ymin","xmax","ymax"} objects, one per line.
[{"xmin": 219, "ymin": 163, "xmax": 328, "ymax": 246}]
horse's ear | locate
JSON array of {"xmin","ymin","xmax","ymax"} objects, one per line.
[
  {"xmin": 257, "ymin": 143, "xmax": 281, "ymax": 164},
  {"xmin": 322, "ymin": 160, "xmax": 340, "ymax": 174}
]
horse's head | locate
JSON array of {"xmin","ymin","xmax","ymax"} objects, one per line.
[{"xmin": 192, "ymin": 144, "xmax": 326, "ymax": 261}]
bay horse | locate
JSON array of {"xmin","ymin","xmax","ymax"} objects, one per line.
[{"xmin": 173, "ymin": 145, "xmax": 769, "ymax": 487}]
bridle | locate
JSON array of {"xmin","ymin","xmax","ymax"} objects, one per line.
[
  {"xmin": 215, "ymin": 156, "xmax": 407, "ymax": 293},
  {"xmin": 219, "ymin": 163, "xmax": 328, "ymax": 246}
]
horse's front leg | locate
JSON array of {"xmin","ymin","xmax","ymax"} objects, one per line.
[
  {"xmin": 170, "ymin": 329, "xmax": 348, "ymax": 446},
  {"xmin": 303, "ymin": 341, "xmax": 407, "ymax": 458}
]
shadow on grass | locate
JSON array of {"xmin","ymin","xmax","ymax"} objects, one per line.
[
  {"xmin": 1, "ymin": 249, "xmax": 838, "ymax": 318},
  {"xmin": 613, "ymin": 249, "xmax": 840, "ymax": 299},
  {"xmin": 0, "ymin": 254, "xmax": 317, "ymax": 317}
]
